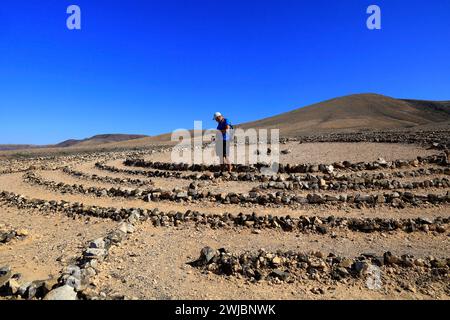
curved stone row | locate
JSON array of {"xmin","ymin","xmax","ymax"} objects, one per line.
[
  {"xmin": 0, "ymin": 145, "xmax": 173, "ymax": 175},
  {"xmin": 124, "ymin": 153, "xmax": 448, "ymax": 175},
  {"xmin": 0, "ymin": 190, "xmax": 448, "ymax": 234},
  {"xmin": 96, "ymin": 160, "xmax": 450, "ymax": 184},
  {"xmin": 0, "ymin": 165, "xmax": 58, "ymax": 175},
  {"xmin": 0, "ymin": 152, "xmax": 122, "ymax": 175},
  {"xmin": 0, "ymin": 157, "xmax": 71, "ymax": 175},
  {"xmin": 322, "ymin": 167, "xmax": 450, "ymax": 180},
  {"xmin": 0, "ymin": 206, "xmax": 141, "ymax": 300},
  {"xmin": 284, "ymin": 130, "xmax": 450, "ymax": 149},
  {"xmin": 23, "ymin": 171, "xmax": 162, "ymax": 199},
  {"xmin": 22, "ymin": 172, "xmax": 450, "ymax": 208},
  {"xmin": 0, "ymin": 265, "xmax": 60, "ymax": 299},
  {"xmin": 257, "ymin": 176, "xmax": 450, "ymax": 192},
  {"xmin": 96, "ymin": 162, "xmax": 212, "ymax": 180},
  {"xmin": 189, "ymin": 246, "xmax": 450, "ymax": 284},
  {"xmin": 62, "ymin": 167, "xmax": 153, "ymax": 188},
  {"xmin": 183, "ymin": 188, "xmax": 449, "ymax": 208},
  {"xmin": 55, "ymin": 213, "xmax": 141, "ymax": 300},
  {"xmin": 0, "ymin": 190, "xmax": 143, "ymax": 222},
  {"xmin": 124, "ymin": 158, "xmax": 259, "ymax": 173},
  {"xmin": 285, "ymin": 167, "xmax": 450, "ymax": 185}
]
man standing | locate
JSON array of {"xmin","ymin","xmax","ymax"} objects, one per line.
[{"xmin": 213, "ymin": 112, "xmax": 233, "ymax": 173}]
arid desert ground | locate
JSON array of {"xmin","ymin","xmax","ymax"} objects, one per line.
[{"xmin": 0, "ymin": 131, "xmax": 449, "ymax": 300}]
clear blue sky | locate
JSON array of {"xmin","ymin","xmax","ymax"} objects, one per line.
[{"xmin": 0, "ymin": 0, "xmax": 449, "ymax": 144}]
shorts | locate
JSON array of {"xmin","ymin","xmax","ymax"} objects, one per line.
[
  {"xmin": 216, "ymin": 140, "xmax": 230, "ymax": 159},
  {"xmin": 222, "ymin": 140, "xmax": 230, "ymax": 158}
]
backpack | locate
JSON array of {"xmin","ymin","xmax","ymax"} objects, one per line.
[
  {"xmin": 222, "ymin": 119, "xmax": 234, "ymax": 130},
  {"xmin": 227, "ymin": 120, "xmax": 235, "ymax": 140}
]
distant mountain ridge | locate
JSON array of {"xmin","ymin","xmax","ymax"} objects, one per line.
[
  {"xmin": 54, "ymin": 134, "xmax": 148, "ymax": 148},
  {"xmin": 0, "ymin": 144, "xmax": 40, "ymax": 151},
  {"xmin": 1, "ymin": 93, "xmax": 449, "ymax": 151},
  {"xmin": 0, "ymin": 134, "xmax": 148, "ymax": 151}
]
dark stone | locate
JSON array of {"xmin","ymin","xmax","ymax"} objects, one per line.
[
  {"xmin": 270, "ymin": 269, "xmax": 290, "ymax": 281},
  {"xmin": 0, "ymin": 232, "xmax": 15, "ymax": 244},
  {"xmin": 188, "ymin": 247, "xmax": 217, "ymax": 267},
  {"xmin": 317, "ymin": 226, "xmax": 327, "ymax": 234},
  {"xmin": 25, "ymin": 280, "xmax": 48, "ymax": 299},
  {"xmin": 384, "ymin": 252, "xmax": 401, "ymax": 265},
  {"xmin": 199, "ymin": 247, "xmax": 216, "ymax": 265},
  {"xmin": 0, "ymin": 266, "xmax": 12, "ymax": 288},
  {"xmin": 353, "ymin": 261, "xmax": 369, "ymax": 275}
]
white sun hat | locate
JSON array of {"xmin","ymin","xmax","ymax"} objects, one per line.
[{"xmin": 213, "ymin": 112, "xmax": 222, "ymax": 120}]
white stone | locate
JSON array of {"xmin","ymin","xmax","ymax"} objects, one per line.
[{"xmin": 44, "ymin": 285, "xmax": 77, "ymax": 300}]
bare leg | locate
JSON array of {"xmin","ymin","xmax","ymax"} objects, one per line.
[
  {"xmin": 219, "ymin": 156, "xmax": 227, "ymax": 172},
  {"xmin": 223, "ymin": 156, "xmax": 232, "ymax": 173}
]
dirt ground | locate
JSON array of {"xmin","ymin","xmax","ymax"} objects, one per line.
[
  {"xmin": 93, "ymin": 223, "xmax": 449, "ymax": 300},
  {"xmin": 0, "ymin": 206, "xmax": 115, "ymax": 283},
  {"xmin": 142, "ymin": 142, "xmax": 436, "ymax": 165},
  {"xmin": 0, "ymin": 142, "xmax": 448, "ymax": 300}
]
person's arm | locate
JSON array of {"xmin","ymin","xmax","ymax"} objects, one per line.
[
  {"xmin": 220, "ymin": 125, "xmax": 230, "ymax": 133},
  {"xmin": 220, "ymin": 120, "xmax": 231, "ymax": 133}
]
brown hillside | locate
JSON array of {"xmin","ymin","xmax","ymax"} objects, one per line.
[
  {"xmin": 56, "ymin": 134, "xmax": 148, "ymax": 148},
  {"xmin": 239, "ymin": 94, "xmax": 450, "ymax": 136}
]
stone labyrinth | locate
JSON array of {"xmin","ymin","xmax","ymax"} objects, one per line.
[{"xmin": 0, "ymin": 131, "xmax": 449, "ymax": 300}]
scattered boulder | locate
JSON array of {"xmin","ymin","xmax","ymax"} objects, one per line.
[
  {"xmin": 188, "ymin": 247, "xmax": 217, "ymax": 267},
  {"xmin": 0, "ymin": 266, "xmax": 12, "ymax": 288},
  {"xmin": 44, "ymin": 285, "xmax": 78, "ymax": 300},
  {"xmin": 118, "ymin": 222, "xmax": 135, "ymax": 234}
]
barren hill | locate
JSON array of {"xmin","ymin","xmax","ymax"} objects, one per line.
[
  {"xmin": 0, "ymin": 134, "xmax": 149, "ymax": 151},
  {"xmin": 55, "ymin": 134, "xmax": 148, "ymax": 148},
  {"xmin": 239, "ymin": 94, "xmax": 450, "ymax": 136}
]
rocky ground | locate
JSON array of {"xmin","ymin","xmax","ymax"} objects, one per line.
[{"xmin": 0, "ymin": 132, "xmax": 449, "ymax": 300}]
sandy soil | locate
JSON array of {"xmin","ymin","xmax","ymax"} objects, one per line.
[
  {"xmin": 94, "ymin": 223, "xmax": 449, "ymax": 300},
  {"xmin": 142, "ymin": 142, "xmax": 436, "ymax": 165},
  {"xmin": 0, "ymin": 206, "xmax": 115, "ymax": 283},
  {"xmin": 0, "ymin": 141, "xmax": 448, "ymax": 300}
]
